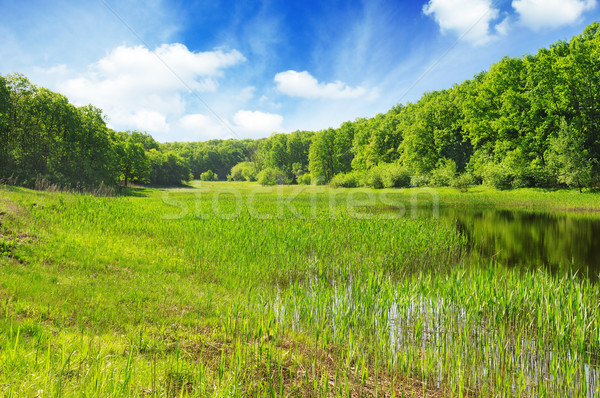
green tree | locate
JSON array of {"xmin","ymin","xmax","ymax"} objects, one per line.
[
  {"xmin": 0, "ymin": 75, "xmax": 13, "ymax": 177},
  {"xmin": 116, "ymin": 136, "xmax": 150, "ymax": 186},
  {"xmin": 546, "ymin": 120, "xmax": 594, "ymax": 192},
  {"xmin": 308, "ymin": 128, "xmax": 335, "ymax": 183},
  {"xmin": 200, "ymin": 169, "xmax": 218, "ymax": 181},
  {"xmin": 257, "ymin": 167, "xmax": 284, "ymax": 185},
  {"xmin": 147, "ymin": 149, "xmax": 190, "ymax": 186},
  {"xmin": 230, "ymin": 161, "xmax": 257, "ymax": 181},
  {"xmin": 333, "ymin": 122, "xmax": 354, "ymax": 174}
]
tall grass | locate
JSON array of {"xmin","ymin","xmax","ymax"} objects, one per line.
[{"xmin": 0, "ymin": 182, "xmax": 598, "ymax": 396}]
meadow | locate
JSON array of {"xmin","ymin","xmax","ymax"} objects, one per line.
[{"xmin": 0, "ymin": 182, "xmax": 599, "ymax": 397}]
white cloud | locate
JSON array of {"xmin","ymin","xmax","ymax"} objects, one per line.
[
  {"xmin": 495, "ymin": 16, "xmax": 511, "ymax": 36},
  {"xmin": 130, "ymin": 110, "xmax": 170, "ymax": 134},
  {"xmin": 58, "ymin": 43, "xmax": 245, "ymax": 137},
  {"xmin": 177, "ymin": 114, "xmax": 231, "ymax": 141},
  {"xmin": 274, "ymin": 70, "xmax": 367, "ymax": 99},
  {"xmin": 175, "ymin": 110, "xmax": 284, "ymax": 141},
  {"xmin": 423, "ymin": 0, "xmax": 500, "ymax": 45},
  {"xmin": 233, "ymin": 110, "xmax": 283, "ymax": 136},
  {"xmin": 512, "ymin": 0, "xmax": 597, "ymax": 29}
]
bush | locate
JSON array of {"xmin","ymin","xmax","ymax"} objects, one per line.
[
  {"xmin": 410, "ymin": 174, "xmax": 430, "ymax": 187},
  {"xmin": 330, "ymin": 172, "xmax": 361, "ymax": 188},
  {"xmin": 312, "ymin": 175, "xmax": 327, "ymax": 186},
  {"xmin": 297, "ymin": 173, "xmax": 312, "ymax": 185},
  {"xmin": 229, "ymin": 164, "xmax": 244, "ymax": 181},
  {"xmin": 483, "ymin": 163, "xmax": 513, "ymax": 190},
  {"xmin": 511, "ymin": 168, "xmax": 535, "ymax": 189},
  {"xmin": 362, "ymin": 167, "xmax": 384, "ymax": 189},
  {"xmin": 230, "ymin": 162, "xmax": 257, "ymax": 182},
  {"xmin": 257, "ymin": 168, "xmax": 285, "ymax": 185},
  {"xmin": 430, "ymin": 159, "xmax": 457, "ymax": 187},
  {"xmin": 451, "ymin": 172, "xmax": 475, "ymax": 192},
  {"xmin": 382, "ymin": 164, "xmax": 411, "ymax": 188},
  {"xmin": 200, "ymin": 170, "xmax": 218, "ymax": 181}
]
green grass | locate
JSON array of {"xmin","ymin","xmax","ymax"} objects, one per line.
[
  {"xmin": 351, "ymin": 184, "xmax": 600, "ymax": 212},
  {"xmin": 0, "ymin": 182, "xmax": 598, "ymax": 397}
]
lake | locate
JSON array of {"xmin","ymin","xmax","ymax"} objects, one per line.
[{"xmin": 432, "ymin": 207, "xmax": 600, "ymax": 280}]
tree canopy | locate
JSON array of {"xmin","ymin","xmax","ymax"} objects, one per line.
[{"xmin": 2, "ymin": 22, "xmax": 600, "ymax": 191}]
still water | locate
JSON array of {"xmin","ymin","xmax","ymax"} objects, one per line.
[{"xmin": 433, "ymin": 208, "xmax": 600, "ymax": 280}]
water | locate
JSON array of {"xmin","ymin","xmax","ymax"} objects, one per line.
[{"xmin": 432, "ymin": 207, "xmax": 600, "ymax": 280}]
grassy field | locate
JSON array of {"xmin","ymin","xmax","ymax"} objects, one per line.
[{"xmin": 0, "ymin": 182, "xmax": 599, "ymax": 397}]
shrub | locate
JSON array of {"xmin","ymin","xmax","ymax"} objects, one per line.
[
  {"xmin": 312, "ymin": 175, "xmax": 327, "ymax": 186},
  {"xmin": 230, "ymin": 162, "xmax": 257, "ymax": 182},
  {"xmin": 200, "ymin": 170, "xmax": 218, "ymax": 181},
  {"xmin": 483, "ymin": 163, "xmax": 513, "ymax": 190},
  {"xmin": 257, "ymin": 168, "xmax": 285, "ymax": 185},
  {"xmin": 410, "ymin": 174, "xmax": 430, "ymax": 187},
  {"xmin": 229, "ymin": 164, "xmax": 244, "ymax": 181},
  {"xmin": 362, "ymin": 167, "xmax": 384, "ymax": 189},
  {"xmin": 430, "ymin": 159, "xmax": 457, "ymax": 187},
  {"xmin": 511, "ymin": 168, "xmax": 535, "ymax": 189},
  {"xmin": 451, "ymin": 172, "xmax": 475, "ymax": 192},
  {"xmin": 330, "ymin": 172, "xmax": 360, "ymax": 188},
  {"xmin": 382, "ymin": 164, "xmax": 411, "ymax": 188},
  {"xmin": 297, "ymin": 173, "xmax": 312, "ymax": 185}
]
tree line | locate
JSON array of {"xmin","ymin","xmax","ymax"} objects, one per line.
[
  {"xmin": 2, "ymin": 23, "xmax": 600, "ymax": 192},
  {"xmin": 0, "ymin": 73, "xmax": 189, "ymax": 189},
  {"xmin": 251, "ymin": 22, "xmax": 600, "ymax": 191}
]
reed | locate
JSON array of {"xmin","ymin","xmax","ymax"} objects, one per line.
[{"xmin": 0, "ymin": 182, "xmax": 598, "ymax": 396}]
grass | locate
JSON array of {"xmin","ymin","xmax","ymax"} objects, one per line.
[
  {"xmin": 0, "ymin": 181, "xmax": 598, "ymax": 397},
  {"xmin": 349, "ymin": 184, "xmax": 600, "ymax": 213}
]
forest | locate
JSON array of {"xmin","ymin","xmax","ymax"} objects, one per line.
[{"xmin": 2, "ymin": 22, "xmax": 599, "ymax": 192}]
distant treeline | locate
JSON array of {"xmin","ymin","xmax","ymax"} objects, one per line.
[
  {"xmin": 2, "ymin": 23, "xmax": 600, "ymax": 191},
  {"xmin": 0, "ymin": 73, "xmax": 189, "ymax": 189}
]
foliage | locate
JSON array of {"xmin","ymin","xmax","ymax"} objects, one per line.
[
  {"xmin": 430, "ymin": 159, "xmax": 458, "ymax": 187},
  {"xmin": 482, "ymin": 162, "xmax": 514, "ymax": 190},
  {"xmin": 451, "ymin": 172, "xmax": 476, "ymax": 192},
  {"xmin": 381, "ymin": 164, "xmax": 411, "ymax": 188},
  {"xmin": 114, "ymin": 133, "xmax": 151, "ymax": 186},
  {"xmin": 330, "ymin": 171, "xmax": 361, "ymax": 188},
  {"xmin": 297, "ymin": 173, "xmax": 312, "ymax": 185},
  {"xmin": 200, "ymin": 169, "xmax": 218, "ymax": 181},
  {"xmin": 410, "ymin": 174, "xmax": 430, "ymax": 188},
  {"xmin": 229, "ymin": 161, "xmax": 258, "ymax": 182},
  {"xmin": 546, "ymin": 120, "xmax": 594, "ymax": 192},
  {"xmin": 0, "ymin": 74, "xmax": 120, "ymax": 188},
  {"xmin": 147, "ymin": 149, "xmax": 190, "ymax": 186},
  {"xmin": 361, "ymin": 167, "xmax": 385, "ymax": 189},
  {"xmin": 308, "ymin": 128, "xmax": 336, "ymax": 183},
  {"xmin": 0, "ymin": 238, "xmax": 15, "ymax": 257},
  {"xmin": 257, "ymin": 167, "xmax": 286, "ymax": 185},
  {"xmin": 3, "ymin": 23, "xmax": 600, "ymax": 193}
]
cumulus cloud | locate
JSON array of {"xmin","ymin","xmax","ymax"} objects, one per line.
[
  {"xmin": 177, "ymin": 114, "xmax": 231, "ymax": 140},
  {"xmin": 175, "ymin": 110, "xmax": 284, "ymax": 140},
  {"xmin": 233, "ymin": 110, "xmax": 283, "ymax": 136},
  {"xmin": 495, "ymin": 16, "xmax": 511, "ymax": 36},
  {"xmin": 274, "ymin": 70, "xmax": 367, "ymax": 99},
  {"xmin": 131, "ymin": 110, "xmax": 170, "ymax": 134},
  {"xmin": 58, "ymin": 43, "xmax": 245, "ymax": 137},
  {"xmin": 423, "ymin": 0, "xmax": 501, "ymax": 45},
  {"xmin": 512, "ymin": 0, "xmax": 597, "ymax": 29}
]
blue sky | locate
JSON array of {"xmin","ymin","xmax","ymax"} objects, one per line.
[{"xmin": 0, "ymin": 0, "xmax": 598, "ymax": 142}]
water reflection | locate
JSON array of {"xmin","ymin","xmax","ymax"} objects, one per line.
[{"xmin": 433, "ymin": 208, "xmax": 600, "ymax": 280}]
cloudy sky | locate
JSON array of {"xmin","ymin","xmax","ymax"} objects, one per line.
[{"xmin": 0, "ymin": 0, "xmax": 597, "ymax": 142}]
